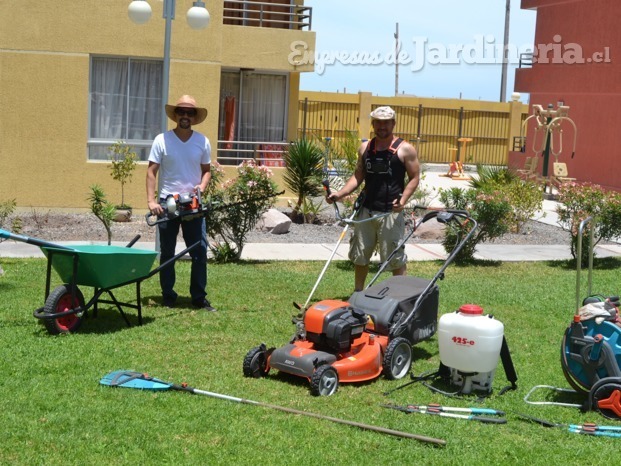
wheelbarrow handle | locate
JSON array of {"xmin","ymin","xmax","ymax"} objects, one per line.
[
  {"xmin": 147, "ymin": 240, "xmax": 202, "ymax": 279},
  {"xmin": 0, "ymin": 228, "xmax": 72, "ymax": 250}
]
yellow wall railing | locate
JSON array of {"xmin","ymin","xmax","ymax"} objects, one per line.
[{"xmin": 298, "ymin": 91, "xmax": 529, "ymax": 166}]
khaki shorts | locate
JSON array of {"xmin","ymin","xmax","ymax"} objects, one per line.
[{"xmin": 348, "ymin": 207, "xmax": 407, "ymax": 270}]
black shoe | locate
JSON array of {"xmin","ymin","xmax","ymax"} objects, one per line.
[
  {"xmin": 162, "ymin": 297, "xmax": 176, "ymax": 308},
  {"xmin": 193, "ymin": 299, "xmax": 217, "ymax": 312}
]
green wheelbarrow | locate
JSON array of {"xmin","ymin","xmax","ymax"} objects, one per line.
[{"xmin": 0, "ymin": 228, "xmax": 198, "ymax": 335}]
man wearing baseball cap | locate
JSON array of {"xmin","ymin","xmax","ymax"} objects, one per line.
[
  {"xmin": 146, "ymin": 95, "xmax": 216, "ymax": 311},
  {"xmin": 327, "ymin": 106, "xmax": 420, "ymax": 291}
]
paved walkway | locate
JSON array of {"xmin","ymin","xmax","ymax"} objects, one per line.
[{"xmin": 2, "ymin": 168, "xmax": 621, "ymax": 262}]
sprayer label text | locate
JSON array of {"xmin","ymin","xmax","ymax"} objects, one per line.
[{"xmin": 452, "ymin": 336, "xmax": 476, "ymax": 346}]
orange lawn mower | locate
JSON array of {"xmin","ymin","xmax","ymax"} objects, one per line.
[{"xmin": 243, "ymin": 196, "xmax": 478, "ymax": 396}]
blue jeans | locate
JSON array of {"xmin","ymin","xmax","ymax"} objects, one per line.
[{"xmin": 158, "ymin": 216, "xmax": 208, "ymax": 304}]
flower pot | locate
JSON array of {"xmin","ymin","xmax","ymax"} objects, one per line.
[{"xmin": 113, "ymin": 208, "xmax": 132, "ymax": 223}]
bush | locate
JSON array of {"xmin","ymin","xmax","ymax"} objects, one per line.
[
  {"xmin": 283, "ymin": 138, "xmax": 325, "ymax": 221},
  {"xmin": 204, "ymin": 161, "xmax": 280, "ymax": 262},
  {"xmin": 88, "ymin": 185, "xmax": 115, "ymax": 245},
  {"xmin": 108, "ymin": 141, "xmax": 137, "ymax": 209},
  {"xmin": 439, "ymin": 187, "xmax": 512, "ymax": 263},
  {"xmin": 0, "ymin": 199, "xmax": 19, "ymax": 237},
  {"xmin": 470, "ymin": 165, "xmax": 544, "ymax": 233},
  {"xmin": 556, "ymin": 181, "xmax": 621, "ymax": 265}
]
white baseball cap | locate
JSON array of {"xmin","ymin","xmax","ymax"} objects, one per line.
[{"xmin": 370, "ymin": 106, "xmax": 396, "ymax": 120}]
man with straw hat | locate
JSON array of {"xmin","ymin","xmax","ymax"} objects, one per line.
[
  {"xmin": 327, "ymin": 106, "xmax": 420, "ymax": 292},
  {"xmin": 146, "ymin": 95, "xmax": 216, "ymax": 312}
]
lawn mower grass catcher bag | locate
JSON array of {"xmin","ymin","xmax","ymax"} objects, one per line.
[{"xmin": 349, "ymin": 275, "xmax": 439, "ymax": 344}]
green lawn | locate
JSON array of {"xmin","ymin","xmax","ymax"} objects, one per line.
[{"xmin": 1, "ymin": 256, "xmax": 620, "ymax": 465}]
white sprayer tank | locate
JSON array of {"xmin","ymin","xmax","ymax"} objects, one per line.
[{"xmin": 438, "ymin": 304, "xmax": 504, "ymax": 393}]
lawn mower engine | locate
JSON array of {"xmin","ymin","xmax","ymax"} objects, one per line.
[{"xmin": 304, "ymin": 300, "xmax": 368, "ymax": 352}]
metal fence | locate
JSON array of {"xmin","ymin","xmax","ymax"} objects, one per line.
[{"xmin": 298, "ymin": 95, "xmax": 528, "ymax": 166}]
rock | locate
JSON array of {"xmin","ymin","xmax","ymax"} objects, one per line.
[{"xmin": 258, "ymin": 208, "xmax": 291, "ymax": 235}]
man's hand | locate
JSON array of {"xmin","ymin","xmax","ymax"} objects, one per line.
[
  {"xmin": 392, "ymin": 198, "xmax": 405, "ymax": 213},
  {"xmin": 148, "ymin": 200, "xmax": 163, "ymax": 216},
  {"xmin": 326, "ymin": 192, "xmax": 339, "ymax": 204}
]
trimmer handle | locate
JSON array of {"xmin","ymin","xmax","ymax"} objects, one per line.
[{"xmin": 322, "ymin": 179, "xmax": 332, "ymax": 197}]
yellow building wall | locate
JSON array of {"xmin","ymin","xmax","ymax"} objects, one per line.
[{"xmin": 0, "ymin": 0, "xmax": 314, "ymax": 210}]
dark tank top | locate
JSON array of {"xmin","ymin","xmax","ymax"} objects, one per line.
[{"xmin": 362, "ymin": 137, "xmax": 406, "ymax": 212}]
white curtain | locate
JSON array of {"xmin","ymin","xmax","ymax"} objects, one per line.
[
  {"xmin": 238, "ymin": 72, "xmax": 287, "ymax": 142},
  {"xmin": 89, "ymin": 57, "xmax": 162, "ymax": 159}
]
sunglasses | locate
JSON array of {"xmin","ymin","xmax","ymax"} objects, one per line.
[{"xmin": 174, "ymin": 107, "xmax": 197, "ymax": 117}]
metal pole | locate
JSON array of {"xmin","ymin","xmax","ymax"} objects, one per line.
[
  {"xmin": 394, "ymin": 22, "xmax": 399, "ymax": 96},
  {"xmin": 500, "ymin": 0, "xmax": 510, "ymax": 102},
  {"xmin": 161, "ymin": 0, "xmax": 175, "ymax": 133}
]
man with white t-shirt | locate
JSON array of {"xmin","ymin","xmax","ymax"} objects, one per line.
[{"xmin": 146, "ymin": 95, "xmax": 216, "ymax": 312}]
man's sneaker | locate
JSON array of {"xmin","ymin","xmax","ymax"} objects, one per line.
[{"xmin": 193, "ymin": 299, "xmax": 218, "ymax": 312}]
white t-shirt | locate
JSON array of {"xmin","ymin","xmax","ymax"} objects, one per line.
[{"xmin": 148, "ymin": 130, "xmax": 211, "ymax": 198}]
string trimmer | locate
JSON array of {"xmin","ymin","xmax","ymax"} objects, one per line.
[{"xmin": 146, "ymin": 189, "xmax": 284, "ymax": 226}]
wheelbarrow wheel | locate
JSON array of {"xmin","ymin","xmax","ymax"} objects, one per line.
[{"xmin": 43, "ymin": 284, "xmax": 85, "ymax": 335}]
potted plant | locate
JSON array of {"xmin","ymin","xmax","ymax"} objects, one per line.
[{"xmin": 108, "ymin": 140, "xmax": 137, "ymax": 222}]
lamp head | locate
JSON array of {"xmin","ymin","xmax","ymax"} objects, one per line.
[
  {"xmin": 187, "ymin": 1, "xmax": 210, "ymax": 30},
  {"xmin": 128, "ymin": 0, "xmax": 152, "ymax": 25}
]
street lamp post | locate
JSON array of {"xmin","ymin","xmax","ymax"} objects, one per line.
[{"xmin": 128, "ymin": 0, "xmax": 210, "ymax": 132}]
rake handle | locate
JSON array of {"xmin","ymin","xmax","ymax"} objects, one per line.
[{"xmin": 180, "ymin": 386, "xmax": 446, "ymax": 446}]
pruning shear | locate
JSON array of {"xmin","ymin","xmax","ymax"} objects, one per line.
[
  {"xmin": 382, "ymin": 403, "xmax": 507, "ymax": 424},
  {"xmin": 517, "ymin": 413, "xmax": 621, "ymax": 438}
]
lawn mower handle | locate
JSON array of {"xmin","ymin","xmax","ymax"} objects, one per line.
[{"xmin": 388, "ymin": 210, "xmax": 478, "ymax": 338}]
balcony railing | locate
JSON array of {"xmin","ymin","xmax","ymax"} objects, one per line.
[
  {"xmin": 519, "ymin": 52, "xmax": 534, "ymax": 68},
  {"xmin": 217, "ymin": 140, "xmax": 288, "ymax": 166},
  {"xmin": 223, "ymin": 1, "xmax": 312, "ymax": 30}
]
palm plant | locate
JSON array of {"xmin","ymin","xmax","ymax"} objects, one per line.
[{"xmin": 282, "ymin": 138, "xmax": 325, "ymax": 221}]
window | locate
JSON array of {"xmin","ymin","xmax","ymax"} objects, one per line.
[
  {"xmin": 88, "ymin": 57, "xmax": 163, "ymax": 161},
  {"xmin": 218, "ymin": 70, "xmax": 288, "ymax": 164}
]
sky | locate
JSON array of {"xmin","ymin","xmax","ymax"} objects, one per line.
[{"xmin": 298, "ymin": 1, "xmax": 537, "ymax": 102}]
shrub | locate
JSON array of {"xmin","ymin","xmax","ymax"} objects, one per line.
[
  {"xmin": 0, "ymin": 199, "xmax": 20, "ymax": 237},
  {"xmin": 108, "ymin": 141, "xmax": 138, "ymax": 209},
  {"xmin": 88, "ymin": 185, "xmax": 115, "ymax": 245},
  {"xmin": 469, "ymin": 165, "xmax": 544, "ymax": 233},
  {"xmin": 282, "ymin": 138, "xmax": 325, "ymax": 221},
  {"xmin": 439, "ymin": 187, "xmax": 512, "ymax": 263},
  {"xmin": 204, "ymin": 161, "xmax": 280, "ymax": 262},
  {"xmin": 556, "ymin": 181, "xmax": 621, "ymax": 264}
]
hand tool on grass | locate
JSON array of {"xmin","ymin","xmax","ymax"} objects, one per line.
[
  {"xmin": 517, "ymin": 413, "xmax": 621, "ymax": 438},
  {"xmin": 100, "ymin": 370, "xmax": 446, "ymax": 445},
  {"xmin": 382, "ymin": 403, "xmax": 507, "ymax": 424}
]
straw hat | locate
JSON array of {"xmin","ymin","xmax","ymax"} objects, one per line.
[
  {"xmin": 370, "ymin": 106, "xmax": 396, "ymax": 121},
  {"xmin": 165, "ymin": 95, "xmax": 208, "ymax": 124}
]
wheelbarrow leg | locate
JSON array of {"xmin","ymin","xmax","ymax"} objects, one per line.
[
  {"xmin": 105, "ymin": 290, "xmax": 132, "ymax": 327},
  {"xmin": 136, "ymin": 282, "xmax": 142, "ymax": 326}
]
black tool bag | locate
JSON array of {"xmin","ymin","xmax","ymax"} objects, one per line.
[{"xmin": 349, "ymin": 276, "xmax": 439, "ymax": 344}]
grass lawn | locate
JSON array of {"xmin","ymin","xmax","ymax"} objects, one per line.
[{"xmin": 1, "ymin": 256, "xmax": 620, "ymax": 465}]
